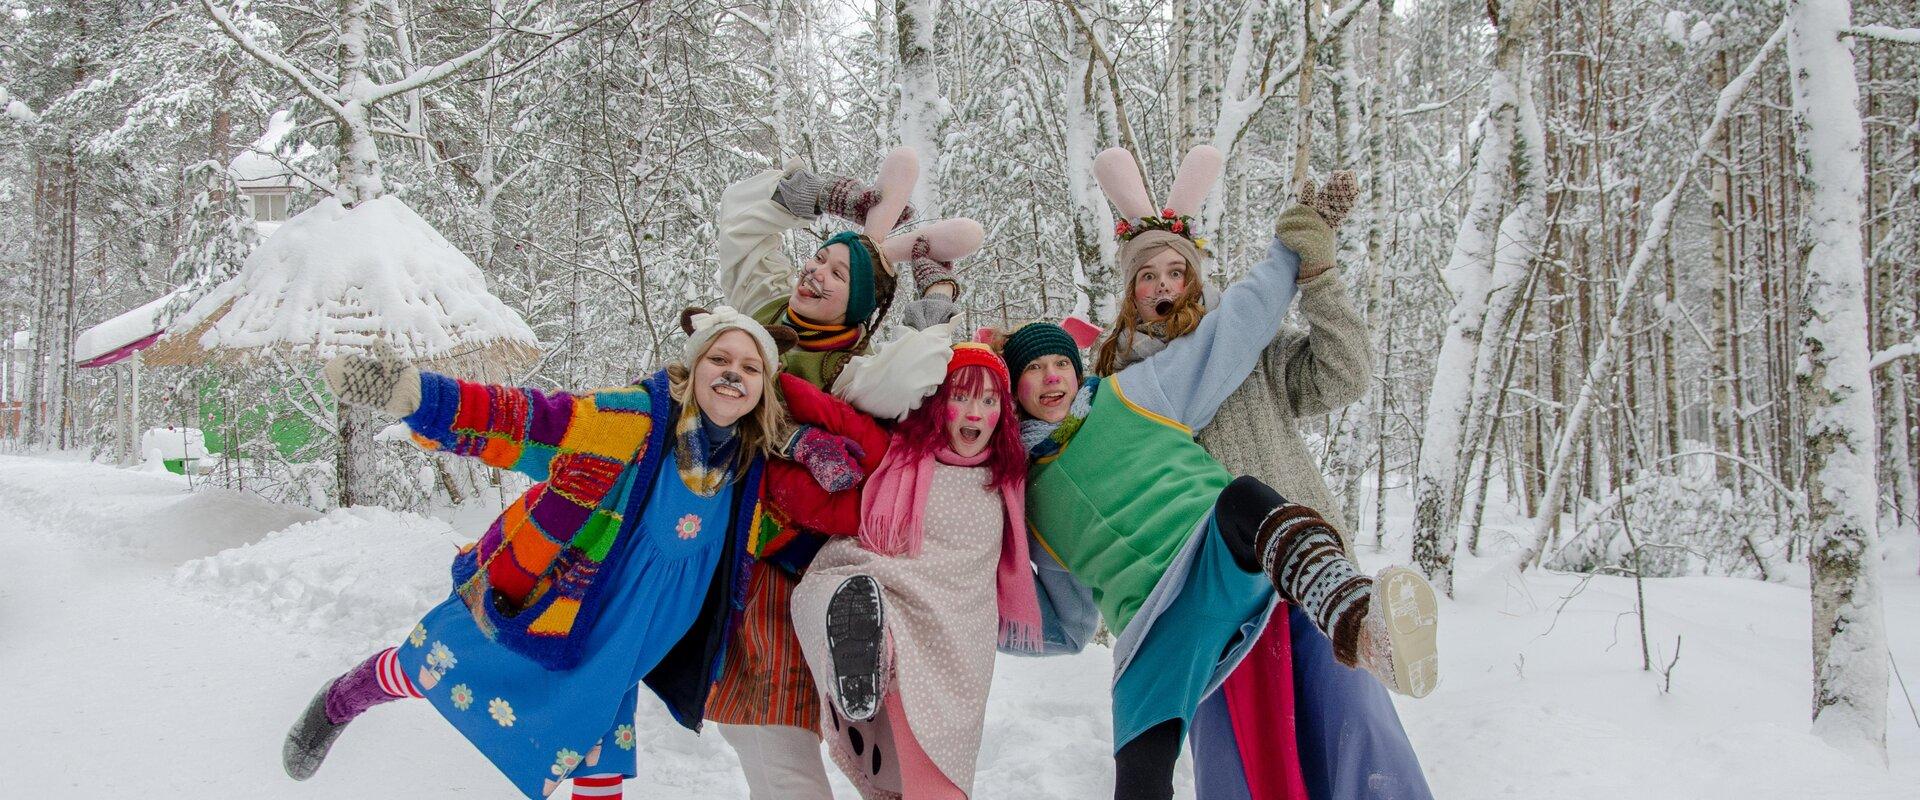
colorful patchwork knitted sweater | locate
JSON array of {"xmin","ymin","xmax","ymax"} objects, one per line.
[{"xmin": 403, "ymin": 368, "xmax": 768, "ymax": 729}]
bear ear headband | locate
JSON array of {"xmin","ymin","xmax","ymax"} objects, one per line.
[{"xmin": 1092, "ymin": 145, "xmax": 1223, "ymax": 254}]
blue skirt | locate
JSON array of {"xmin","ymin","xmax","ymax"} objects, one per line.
[
  {"xmin": 1109, "ymin": 516, "xmax": 1273, "ymax": 749},
  {"xmin": 395, "ymin": 473, "xmax": 732, "ymax": 797}
]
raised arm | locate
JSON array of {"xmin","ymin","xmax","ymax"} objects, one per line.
[
  {"xmin": 1111, "ymin": 236, "xmax": 1301, "ymax": 432},
  {"xmin": 404, "ymin": 371, "xmax": 653, "ymax": 482},
  {"xmin": 716, "ymin": 167, "xmax": 809, "ymax": 314},
  {"xmin": 1264, "ymin": 267, "xmax": 1372, "ymax": 418},
  {"xmin": 1112, "ymin": 172, "xmax": 1356, "ymax": 431}
]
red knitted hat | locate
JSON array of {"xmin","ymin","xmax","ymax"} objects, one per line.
[{"xmin": 948, "ymin": 342, "xmax": 1009, "ymax": 386}]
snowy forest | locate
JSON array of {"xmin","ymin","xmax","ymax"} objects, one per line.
[{"xmin": 2, "ymin": 0, "xmax": 1919, "ymax": 796}]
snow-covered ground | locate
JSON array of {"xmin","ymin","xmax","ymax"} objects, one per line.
[{"xmin": 1, "ymin": 452, "xmax": 1915, "ymax": 797}]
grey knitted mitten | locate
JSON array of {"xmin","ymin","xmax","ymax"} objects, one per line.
[
  {"xmin": 1275, "ymin": 170, "xmax": 1359, "ymax": 278},
  {"xmin": 323, "ymin": 347, "xmax": 421, "ymax": 417},
  {"xmin": 775, "ymin": 168, "xmax": 836, "ymax": 219},
  {"xmin": 897, "ymin": 295, "xmax": 958, "ymax": 331}
]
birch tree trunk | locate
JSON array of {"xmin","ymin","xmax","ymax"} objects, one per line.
[
  {"xmin": 1063, "ymin": 5, "xmax": 1118, "ymax": 321},
  {"xmin": 1786, "ymin": 0, "xmax": 1888, "ymax": 760},
  {"xmin": 896, "ymin": 0, "xmax": 945, "ymax": 218},
  {"xmin": 1410, "ymin": 0, "xmax": 1539, "ymax": 593}
]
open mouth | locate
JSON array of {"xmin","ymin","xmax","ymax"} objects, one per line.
[
  {"xmin": 710, "ymin": 376, "xmax": 748, "ymax": 399},
  {"xmin": 1154, "ymin": 299, "xmax": 1175, "ymax": 316},
  {"xmin": 798, "ymin": 274, "xmax": 828, "ymax": 300},
  {"xmin": 1037, "ymin": 390, "xmax": 1067, "ymax": 408},
  {"xmin": 957, "ymin": 425, "xmax": 983, "ymax": 445}
]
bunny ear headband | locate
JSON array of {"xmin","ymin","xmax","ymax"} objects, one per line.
[
  {"xmin": 1092, "ymin": 145, "xmax": 1223, "ymax": 255},
  {"xmin": 860, "ymin": 147, "xmax": 921, "ymax": 271}
]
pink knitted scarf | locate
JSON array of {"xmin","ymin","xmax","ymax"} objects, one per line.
[{"xmin": 858, "ymin": 438, "xmax": 1044, "ymax": 651}]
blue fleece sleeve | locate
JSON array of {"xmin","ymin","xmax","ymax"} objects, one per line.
[
  {"xmin": 1112, "ymin": 237, "xmax": 1301, "ymax": 432},
  {"xmin": 1005, "ymin": 530, "xmax": 1101, "ymax": 657}
]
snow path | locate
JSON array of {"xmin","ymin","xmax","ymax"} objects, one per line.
[{"xmin": 2, "ymin": 453, "xmax": 1916, "ymax": 797}]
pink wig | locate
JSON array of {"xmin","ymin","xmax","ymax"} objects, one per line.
[{"xmin": 888, "ymin": 364, "xmax": 1027, "ymax": 491}]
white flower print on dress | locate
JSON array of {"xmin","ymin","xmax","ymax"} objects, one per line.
[
  {"xmin": 450, "ymin": 684, "xmax": 473, "ymax": 711},
  {"xmin": 409, "ymin": 624, "xmax": 427, "ymax": 647},
  {"xmin": 489, "ymin": 697, "xmax": 515, "ymax": 727},
  {"xmin": 427, "ymin": 641, "xmax": 457, "ymax": 670},
  {"xmin": 550, "ymin": 748, "xmax": 582, "ymax": 777}
]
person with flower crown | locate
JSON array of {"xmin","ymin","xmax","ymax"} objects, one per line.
[{"xmin": 1003, "ymin": 146, "xmax": 1441, "ymax": 800}]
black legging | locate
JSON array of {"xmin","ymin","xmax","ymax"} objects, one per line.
[
  {"xmin": 1114, "ymin": 719, "xmax": 1184, "ymax": 800},
  {"xmin": 1217, "ymin": 474, "xmax": 1288, "ymax": 573}
]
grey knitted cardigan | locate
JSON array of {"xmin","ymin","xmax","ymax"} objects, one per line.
[
  {"xmin": 1110, "ymin": 268, "xmax": 1370, "ymax": 536},
  {"xmin": 1197, "ymin": 268, "xmax": 1370, "ymax": 532}
]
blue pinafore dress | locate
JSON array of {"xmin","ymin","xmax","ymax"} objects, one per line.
[{"xmin": 395, "ymin": 465, "xmax": 735, "ymax": 798}]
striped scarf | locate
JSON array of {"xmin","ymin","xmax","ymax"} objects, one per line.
[
  {"xmin": 674, "ymin": 405, "xmax": 740, "ymax": 497},
  {"xmin": 780, "ymin": 305, "xmax": 864, "ymax": 353}
]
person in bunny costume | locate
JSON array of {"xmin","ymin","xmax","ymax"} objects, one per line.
[
  {"xmin": 708, "ymin": 147, "xmax": 987, "ymax": 800},
  {"xmin": 1010, "ymin": 147, "xmax": 1441, "ymax": 800},
  {"xmin": 1085, "ymin": 149, "xmax": 1434, "ymax": 799}
]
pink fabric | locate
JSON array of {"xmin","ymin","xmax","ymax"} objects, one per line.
[
  {"xmin": 857, "ymin": 442, "xmax": 1042, "ymax": 651},
  {"xmin": 885, "ymin": 688, "xmax": 967, "ymax": 800},
  {"xmin": 1222, "ymin": 611, "xmax": 1309, "ymax": 800}
]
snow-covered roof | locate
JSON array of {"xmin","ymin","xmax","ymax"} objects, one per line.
[
  {"xmin": 73, "ymin": 290, "xmax": 186, "ymax": 367},
  {"xmin": 230, "ymin": 150, "xmax": 297, "ymax": 190},
  {"xmin": 143, "ymin": 195, "xmax": 538, "ymax": 378},
  {"xmin": 229, "ymin": 110, "xmax": 305, "ymax": 190}
]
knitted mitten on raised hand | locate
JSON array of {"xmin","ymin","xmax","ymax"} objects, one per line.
[
  {"xmin": 820, "ymin": 176, "xmax": 915, "ymax": 229},
  {"xmin": 1275, "ymin": 170, "xmax": 1359, "ymax": 280},
  {"xmin": 322, "ymin": 347, "xmax": 421, "ymax": 416},
  {"xmin": 775, "ymin": 167, "xmax": 835, "ymax": 219},
  {"xmin": 786, "ymin": 424, "xmax": 867, "ymax": 492},
  {"xmin": 897, "ymin": 294, "xmax": 958, "ymax": 331}
]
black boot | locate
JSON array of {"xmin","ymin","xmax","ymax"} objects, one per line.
[
  {"xmin": 826, "ymin": 574, "xmax": 887, "ymax": 722},
  {"xmin": 283, "ymin": 678, "xmax": 350, "ymax": 781}
]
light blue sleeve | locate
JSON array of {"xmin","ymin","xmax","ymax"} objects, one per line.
[
  {"xmin": 1003, "ymin": 530, "xmax": 1101, "ymax": 657},
  {"xmin": 1112, "ymin": 237, "xmax": 1302, "ymax": 431}
]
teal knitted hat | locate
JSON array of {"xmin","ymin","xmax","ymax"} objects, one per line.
[
  {"xmin": 1002, "ymin": 322, "xmax": 1084, "ymax": 380},
  {"xmin": 823, "ymin": 230, "xmax": 881, "ymax": 326}
]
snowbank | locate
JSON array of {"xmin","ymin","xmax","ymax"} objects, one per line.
[{"xmin": 175, "ymin": 506, "xmax": 471, "ymax": 649}]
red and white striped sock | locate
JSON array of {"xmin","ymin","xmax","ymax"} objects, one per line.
[
  {"xmin": 375, "ymin": 647, "xmax": 424, "ymax": 698},
  {"xmin": 571, "ymin": 774, "xmax": 623, "ymax": 799}
]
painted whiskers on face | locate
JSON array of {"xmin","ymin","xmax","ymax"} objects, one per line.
[{"xmin": 708, "ymin": 370, "xmax": 748, "ymax": 400}]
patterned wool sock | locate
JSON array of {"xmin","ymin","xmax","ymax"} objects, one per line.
[
  {"xmin": 571, "ymin": 774, "xmax": 624, "ymax": 799},
  {"xmin": 1254, "ymin": 505, "xmax": 1373, "ymax": 667},
  {"xmin": 323, "ymin": 647, "xmax": 421, "ymax": 725}
]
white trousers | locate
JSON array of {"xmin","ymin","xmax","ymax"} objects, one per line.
[{"xmin": 717, "ymin": 722, "xmax": 835, "ymax": 800}]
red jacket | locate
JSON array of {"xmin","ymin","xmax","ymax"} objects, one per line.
[{"xmin": 762, "ymin": 372, "xmax": 892, "ymax": 540}]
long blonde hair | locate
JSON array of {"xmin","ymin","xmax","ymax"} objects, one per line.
[
  {"xmin": 665, "ymin": 343, "xmax": 790, "ymax": 477},
  {"xmin": 1093, "ymin": 243, "xmax": 1208, "ymax": 376}
]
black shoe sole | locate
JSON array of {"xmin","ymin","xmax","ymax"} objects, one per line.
[{"xmin": 826, "ymin": 575, "xmax": 886, "ymax": 722}]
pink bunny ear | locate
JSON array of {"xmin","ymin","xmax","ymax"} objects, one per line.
[
  {"xmin": 882, "ymin": 218, "xmax": 984, "ymax": 264},
  {"xmin": 863, "ymin": 147, "xmax": 920, "ymax": 239},
  {"xmin": 973, "ymin": 327, "xmax": 997, "ymax": 344},
  {"xmin": 1060, "ymin": 315, "xmax": 1102, "ymax": 348},
  {"xmin": 1164, "ymin": 145, "xmax": 1222, "ymax": 216},
  {"xmin": 1093, "ymin": 148, "xmax": 1157, "ymax": 220}
]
